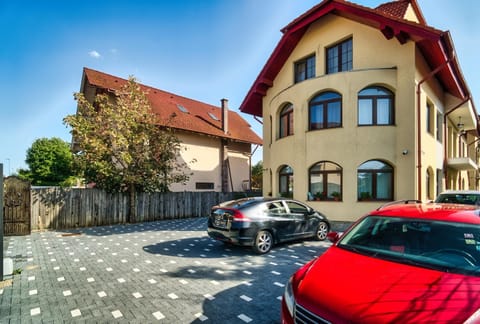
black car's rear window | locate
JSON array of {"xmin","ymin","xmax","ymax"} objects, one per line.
[{"xmin": 219, "ymin": 198, "xmax": 263, "ymax": 209}]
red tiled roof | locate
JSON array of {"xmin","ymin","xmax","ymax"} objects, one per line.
[
  {"xmin": 82, "ymin": 67, "xmax": 262, "ymax": 145},
  {"xmin": 375, "ymin": 0, "xmax": 426, "ymax": 25},
  {"xmin": 376, "ymin": 1, "xmax": 409, "ymax": 19},
  {"xmin": 239, "ymin": 0, "xmax": 470, "ymax": 117}
]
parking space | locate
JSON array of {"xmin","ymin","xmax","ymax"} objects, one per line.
[{"xmin": 0, "ymin": 217, "xmax": 331, "ymax": 323}]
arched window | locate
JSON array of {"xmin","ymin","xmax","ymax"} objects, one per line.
[
  {"xmin": 309, "ymin": 161, "xmax": 342, "ymax": 201},
  {"xmin": 358, "ymin": 86, "xmax": 394, "ymax": 126},
  {"xmin": 357, "ymin": 160, "xmax": 393, "ymax": 201},
  {"xmin": 426, "ymin": 168, "xmax": 434, "ymax": 200},
  {"xmin": 279, "ymin": 165, "xmax": 293, "ymax": 198},
  {"xmin": 309, "ymin": 91, "xmax": 342, "ymax": 130},
  {"xmin": 279, "ymin": 104, "xmax": 294, "ymax": 138}
]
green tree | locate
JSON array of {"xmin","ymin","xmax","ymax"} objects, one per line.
[
  {"xmin": 63, "ymin": 76, "xmax": 191, "ymax": 222},
  {"xmin": 251, "ymin": 160, "xmax": 263, "ymax": 190},
  {"xmin": 19, "ymin": 137, "xmax": 75, "ymax": 186}
]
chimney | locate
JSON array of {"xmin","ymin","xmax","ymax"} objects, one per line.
[{"xmin": 221, "ymin": 98, "xmax": 229, "ymax": 134}]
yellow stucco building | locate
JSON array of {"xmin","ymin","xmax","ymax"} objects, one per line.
[{"xmin": 240, "ymin": 0, "xmax": 479, "ymax": 221}]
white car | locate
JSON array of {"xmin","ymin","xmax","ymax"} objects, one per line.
[{"xmin": 434, "ymin": 190, "xmax": 480, "ymax": 205}]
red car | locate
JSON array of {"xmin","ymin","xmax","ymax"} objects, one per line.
[{"xmin": 282, "ymin": 201, "xmax": 480, "ymax": 323}]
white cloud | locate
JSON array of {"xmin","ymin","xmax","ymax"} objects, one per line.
[{"xmin": 88, "ymin": 50, "xmax": 101, "ymax": 58}]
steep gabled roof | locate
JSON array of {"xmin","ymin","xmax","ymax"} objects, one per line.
[
  {"xmin": 82, "ymin": 67, "xmax": 262, "ymax": 145},
  {"xmin": 239, "ymin": 0, "xmax": 470, "ymax": 117},
  {"xmin": 375, "ymin": 0, "xmax": 426, "ymax": 25}
]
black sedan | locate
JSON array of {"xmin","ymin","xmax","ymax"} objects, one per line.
[{"xmin": 207, "ymin": 197, "xmax": 330, "ymax": 253}]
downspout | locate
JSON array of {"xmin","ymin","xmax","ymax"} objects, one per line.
[
  {"xmin": 221, "ymin": 99, "xmax": 229, "ymax": 192},
  {"xmin": 443, "ymin": 97, "xmax": 470, "ymax": 190},
  {"xmin": 250, "ymin": 145, "xmax": 260, "ymax": 191},
  {"xmin": 416, "ymin": 55, "xmax": 453, "ymax": 200}
]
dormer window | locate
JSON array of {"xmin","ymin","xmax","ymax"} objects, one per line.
[{"xmin": 294, "ymin": 54, "xmax": 315, "ymax": 83}]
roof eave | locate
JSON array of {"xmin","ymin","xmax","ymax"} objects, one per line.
[{"xmin": 239, "ymin": 0, "xmax": 472, "ymax": 118}]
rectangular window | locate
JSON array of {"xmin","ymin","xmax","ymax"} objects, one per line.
[
  {"xmin": 436, "ymin": 111, "xmax": 443, "ymax": 142},
  {"xmin": 377, "ymin": 99, "xmax": 391, "ymax": 125},
  {"xmin": 310, "ymin": 105, "xmax": 324, "ymax": 130},
  {"xmin": 358, "ymin": 173, "xmax": 373, "ymax": 199},
  {"xmin": 195, "ymin": 182, "xmax": 214, "ymax": 190},
  {"xmin": 376, "ymin": 172, "xmax": 392, "ymax": 199},
  {"xmin": 326, "ymin": 38, "xmax": 352, "ymax": 74},
  {"xmin": 294, "ymin": 54, "xmax": 315, "ymax": 83},
  {"xmin": 426, "ymin": 102, "xmax": 434, "ymax": 134},
  {"xmin": 327, "ymin": 173, "xmax": 341, "ymax": 197},
  {"xmin": 280, "ymin": 116, "xmax": 288, "ymax": 137},
  {"xmin": 358, "ymin": 99, "xmax": 372, "ymax": 125},
  {"xmin": 327, "ymin": 102, "xmax": 341, "ymax": 128}
]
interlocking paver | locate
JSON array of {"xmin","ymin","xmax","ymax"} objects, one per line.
[{"xmin": 1, "ymin": 217, "xmax": 330, "ymax": 323}]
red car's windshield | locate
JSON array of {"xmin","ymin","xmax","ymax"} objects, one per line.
[{"xmin": 338, "ymin": 216, "xmax": 480, "ymax": 276}]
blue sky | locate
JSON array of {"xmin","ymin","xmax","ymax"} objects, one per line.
[{"xmin": 1, "ymin": 0, "xmax": 479, "ymax": 175}]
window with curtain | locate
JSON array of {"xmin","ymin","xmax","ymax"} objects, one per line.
[
  {"xmin": 357, "ymin": 160, "xmax": 393, "ymax": 201},
  {"xmin": 309, "ymin": 91, "xmax": 342, "ymax": 130},
  {"xmin": 279, "ymin": 165, "xmax": 294, "ymax": 198},
  {"xmin": 309, "ymin": 161, "xmax": 342, "ymax": 201},
  {"xmin": 358, "ymin": 86, "xmax": 394, "ymax": 126},
  {"xmin": 279, "ymin": 104, "xmax": 294, "ymax": 138}
]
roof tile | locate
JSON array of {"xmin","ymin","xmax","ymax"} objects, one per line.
[{"xmin": 82, "ymin": 67, "xmax": 262, "ymax": 145}]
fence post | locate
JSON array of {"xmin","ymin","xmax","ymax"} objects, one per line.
[{"xmin": 0, "ymin": 163, "xmax": 4, "ymax": 281}]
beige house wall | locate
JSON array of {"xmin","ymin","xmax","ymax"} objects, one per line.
[
  {"xmin": 170, "ymin": 132, "xmax": 252, "ymax": 192},
  {"xmin": 82, "ymin": 84, "xmax": 253, "ymax": 193},
  {"xmin": 262, "ymin": 14, "xmax": 478, "ymax": 222}
]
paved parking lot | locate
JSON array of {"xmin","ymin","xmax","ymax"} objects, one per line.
[{"xmin": 0, "ymin": 217, "xmax": 331, "ymax": 323}]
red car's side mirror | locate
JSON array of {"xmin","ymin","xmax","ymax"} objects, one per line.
[{"xmin": 327, "ymin": 231, "xmax": 341, "ymax": 243}]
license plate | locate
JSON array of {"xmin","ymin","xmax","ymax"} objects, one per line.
[{"xmin": 214, "ymin": 215, "xmax": 227, "ymax": 228}]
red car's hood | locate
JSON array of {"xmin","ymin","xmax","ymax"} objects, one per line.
[{"xmin": 295, "ymin": 246, "xmax": 480, "ymax": 323}]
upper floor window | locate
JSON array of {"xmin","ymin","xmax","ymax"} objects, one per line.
[
  {"xmin": 436, "ymin": 111, "xmax": 443, "ymax": 142},
  {"xmin": 426, "ymin": 101, "xmax": 434, "ymax": 135},
  {"xmin": 309, "ymin": 161, "xmax": 342, "ymax": 201},
  {"xmin": 326, "ymin": 38, "xmax": 352, "ymax": 74},
  {"xmin": 309, "ymin": 91, "xmax": 342, "ymax": 130},
  {"xmin": 295, "ymin": 54, "xmax": 315, "ymax": 83},
  {"xmin": 279, "ymin": 104, "xmax": 294, "ymax": 138},
  {"xmin": 357, "ymin": 160, "xmax": 393, "ymax": 201},
  {"xmin": 358, "ymin": 86, "xmax": 394, "ymax": 126},
  {"xmin": 279, "ymin": 165, "xmax": 294, "ymax": 198}
]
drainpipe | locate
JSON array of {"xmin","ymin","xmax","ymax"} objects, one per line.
[
  {"xmin": 220, "ymin": 99, "xmax": 229, "ymax": 192},
  {"xmin": 221, "ymin": 98, "xmax": 229, "ymax": 134},
  {"xmin": 416, "ymin": 55, "xmax": 453, "ymax": 200}
]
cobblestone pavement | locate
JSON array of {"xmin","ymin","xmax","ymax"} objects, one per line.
[{"xmin": 0, "ymin": 217, "xmax": 331, "ymax": 323}]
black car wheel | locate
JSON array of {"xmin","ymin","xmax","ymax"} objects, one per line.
[
  {"xmin": 253, "ymin": 230, "xmax": 273, "ymax": 254},
  {"xmin": 315, "ymin": 221, "xmax": 329, "ymax": 241}
]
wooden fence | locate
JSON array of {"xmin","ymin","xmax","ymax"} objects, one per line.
[{"xmin": 31, "ymin": 188, "xmax": 241, "ymax": 231}]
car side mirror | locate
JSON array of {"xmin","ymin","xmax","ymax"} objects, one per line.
[{"xmin": 327, "ymin": 232, "xmax": 341, "ymax": 243}]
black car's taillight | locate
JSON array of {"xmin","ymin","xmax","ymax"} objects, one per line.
[{"xmin": 232, "ymin": 209, "xmax": 251, "ymax": 222}]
